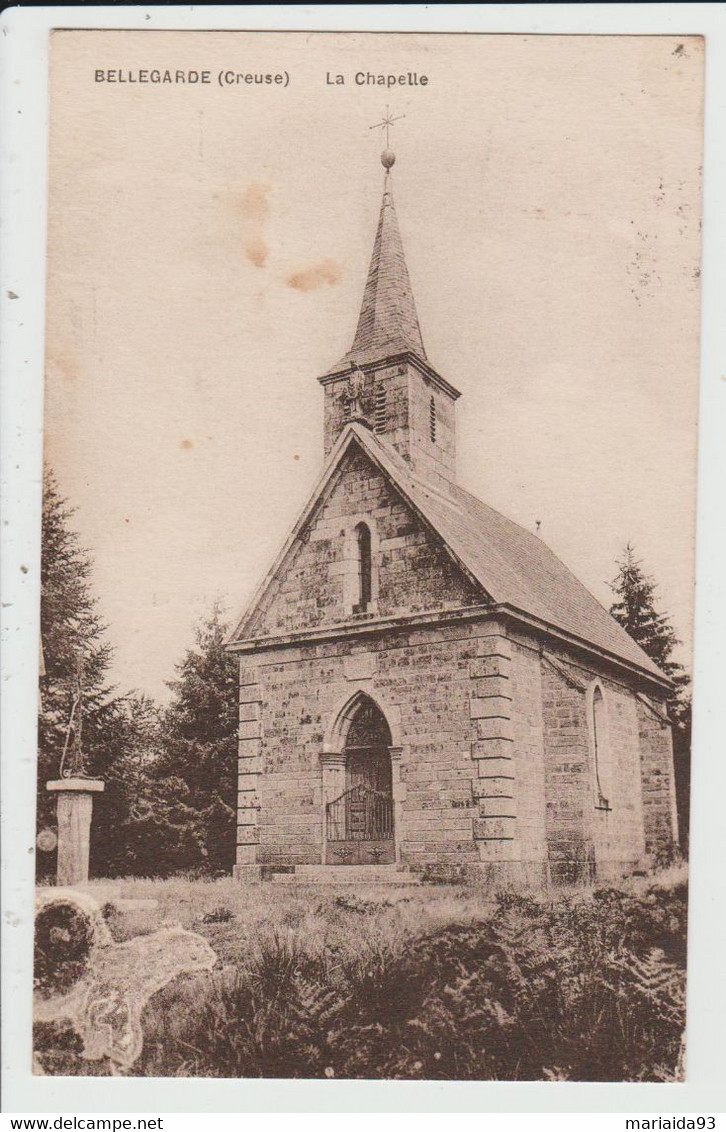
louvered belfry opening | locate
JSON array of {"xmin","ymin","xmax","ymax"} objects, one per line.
[
  {"xmin": 374, "ymin": 384, "xmax": 387, "ymax": 432},
  {"xmin": 326, "ymin": 697, "xmax": 394, "ymax": 864}
]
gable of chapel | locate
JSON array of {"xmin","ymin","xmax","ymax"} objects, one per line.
[{"xmin": 243, "ymin": 443, "xmax": 487, "ymax": 640}]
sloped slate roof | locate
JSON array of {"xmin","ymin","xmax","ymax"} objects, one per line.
[
  {"xmin": 324, "ymin": 181, "xmax": 427, "ymax": 377},
  {"xmin": 229, "ymin": 423, "xmax": 666, "ymax": 685},
  {"xmin": 358, "ymin": 428, "xmax": 665, "ymax": 680}
]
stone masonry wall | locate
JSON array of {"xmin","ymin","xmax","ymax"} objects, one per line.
[
  {"xmin": 592, "ymin": 675, "xmax": 647, "ymax": 871},
  {"xmin": 322, "ymin": 360, "xmax": 457, "ymax": 484},
  {"xmin": 407, "ymin": 369, "xmax": 456, "ymax": 485},
  {"xmin": 539, "ymin": 654, "xmax": 593, "ymax": 882},
  {"xmin": 245, "ymin": 443, "xmax": 482, "ymax": 640},
  {"xmin": 237, "ymin": 624, "xmax": 482, "ymax": 869},
  {"xmin": 235, "ymin": 619, "xmax": 670, "ymax": 878},
  {"xmin": 323, "ymin": 364, "xmax": 408, "ymax": 458},
  {"xmin": 236, "ymin": 620, "xmax": 553, "ymax": 876},
  {"xmin": 235, "ymin": 658, "xmax": 263, "ymax": 867},
  {"xmin": 637, "ymin": 697, "xmax": 679, "ymax": 855},
  {"xmin": 507, "ymin": 641, "xmax": 549, "ymax": 870},
  {"xmin": 538, "ymin": 643, "xmax": 649, "ymax": 881}
]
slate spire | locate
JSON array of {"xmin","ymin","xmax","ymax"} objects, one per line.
[
  {"xmin": 352, "ymin": 169, "xmax": 427, "ymax": 360},
  {"xmin": 327, "ymin": 154, "xmax": 427, "ymax": 374}
]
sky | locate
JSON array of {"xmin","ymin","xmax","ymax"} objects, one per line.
[{"xmin": 44, "ymin": 30, "xmax": 703, "ymax": 700}]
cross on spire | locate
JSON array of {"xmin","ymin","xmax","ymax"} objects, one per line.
[{"xmin": 369, "ymin": 106, "xmax": 405, "ymax": 151}]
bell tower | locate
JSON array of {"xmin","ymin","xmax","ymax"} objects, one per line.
[{"xmin": 318, "ymin": 133, "xmax": 461, "ymax": 486}]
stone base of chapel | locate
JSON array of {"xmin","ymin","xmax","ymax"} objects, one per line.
[
  {"xmin": 233, "ymin": 863, "xmax": 421, "ymax": 885},
  {"xmin": 233, "ymin": 854, "xmax": 646, "ymax": 887}
]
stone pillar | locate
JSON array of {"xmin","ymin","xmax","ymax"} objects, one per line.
[
  {"xmin": 236, "ymin": 665, "xmax": 263, "ymax": 871},
  {"xmin": 469, "ymin": 629, "xmax": 520, "ymax": 865},
  {"xmin": 389, "ymin": 746, "xmax": 404, "ymax": 865},
  {"xmin": 320, "ymin": 753, "xmax": 346, "ymax": 863},
  {"xmin": 45, "ymin": 777, "xmax": 104, "ymax": 886}
]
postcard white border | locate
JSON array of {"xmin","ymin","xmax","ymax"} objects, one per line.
[{"xmin": 2, "ymin": 3, "xmax": 725, "ymax": 1115}]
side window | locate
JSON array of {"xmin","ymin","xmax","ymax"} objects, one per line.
[
  {"xmin": 591, "ymin": 683, "xmax": 612, "ymax": 811},
  {"xmin": 354, "ymin": 522, "xmax": 372, "ymax": 613}
]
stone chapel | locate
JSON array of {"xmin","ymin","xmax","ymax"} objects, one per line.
[{"xmin": 226, "ymin": 147, "xmax": 679, "ymax": 884}]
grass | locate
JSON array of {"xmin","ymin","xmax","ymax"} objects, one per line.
[
  {"xmin": 34, "ymin": 865, "xmax": 688, "ymax": 1081},
  {"xmin": 86, "ymin": 876, "xmax": 498, "ymax": 961}
]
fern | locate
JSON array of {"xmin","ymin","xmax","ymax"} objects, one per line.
[
  {"xmin": 40, "ymin": 880, "xmax": 687, "ymax": 1081},
  {"xmin": 603, "ymin": 947, "xmax": 685, "ymax": 1024}
]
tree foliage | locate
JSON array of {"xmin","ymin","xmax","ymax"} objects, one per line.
[
  {"xmin": 609, "ymin": 544, "xmax": 685, "ymax": 684},
  {"xmin": 38, "ymin": 469, "xmax": 117, "ymax": 834},
  {"xmin": 152, "ymin": 603, "xmax": 239, "ymax": 875},
  {"xmin": 609, "ymin": 543, "xmax": 691, "ymax": 849},
  {"xmin": 39, "ymin": 469, "xmax": 239, "ymax": 878},
  {"xmin": 97, "ymin": 605, "xmax": 239, "ymax": 878},
  {"xmin": 38, "ymin": 468, "xmax": 160, "ymax": 877}
]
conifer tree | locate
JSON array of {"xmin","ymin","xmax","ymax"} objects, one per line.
[
  {"xmin": 609, "ymin": 545, "xmax": 684, "ymax": 681},
  {"xmin": 609, "ymin": 543, "xmax": 691, "ymax": 849},
  {"xmin": 89, "ymin": 693, "xmax": 170, "ymax": 877},
  {"xmin": 38, "ymin": 470, "xmax": 239, "ymax": 877},
  {"xmin": 153, "ymin": 603, "xmax": 239, "ymax": 874},
  {"xmin": 37, "ymin": 468, "xmax": 117, "ymax": 841}
]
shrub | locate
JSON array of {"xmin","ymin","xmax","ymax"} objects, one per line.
[
  {"xmin": 34, "ymin": 902, "xmax": 96, "ymax": 998},
  {"xmin": 129, "ymin": 882, "xmax": 686, "ymax": 1081}
]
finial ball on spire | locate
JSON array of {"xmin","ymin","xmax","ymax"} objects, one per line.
[{"xmin": 381, "ymin": 149, "xmax": 396, "ymax": 170}]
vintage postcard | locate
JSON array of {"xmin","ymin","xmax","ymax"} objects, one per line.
[{"xmin": 17, "ymin": 23, "xmax": 707, "ymax": 1087}]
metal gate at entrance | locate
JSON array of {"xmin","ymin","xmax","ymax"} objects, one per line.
[{"xmin": 325, "ymin": 697, "xmax": 395, "ymax": 865}]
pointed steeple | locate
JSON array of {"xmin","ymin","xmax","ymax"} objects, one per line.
[
  {"xmin": 349, "ymin": 174, "xmax": 427, "ymax": 362},
  {"xmin": 326, "ymin": 155, "xmax": 426, "ymax": 375},
  {"xmin": 319, "ymin": 139, "xmax": 460, "ymax": 484}
]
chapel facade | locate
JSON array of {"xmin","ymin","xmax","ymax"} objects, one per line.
[{"xmin": 226, "ymin": 150, "xmax": 678, "ymax": 884}]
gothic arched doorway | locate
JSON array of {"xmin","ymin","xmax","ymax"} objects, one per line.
[{"xmin": 325, "ymin": 696, "xmax": 395, "ymax": 865}]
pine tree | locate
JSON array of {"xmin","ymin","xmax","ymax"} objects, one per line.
[
  {"xmin": 37, "ymin": 468, "xmax": 118, "ymax": 848},
  {"xmin": 609, "ymin": 544, "xmax": 683, "ymax": 679},
  {"xmin": 153, "ymin": 602, "xmax": 239, "ymax": 874},
  {"xmin": 609, "ymin": 543, "xmax": 691, "ymax": 850},
  {"xmin": 89, "ymin": 693, "xmax": 170, "ymax": 877},
  {"xmin": 38, "ymin": 470, "xmax": 240, "ymax": 878}
]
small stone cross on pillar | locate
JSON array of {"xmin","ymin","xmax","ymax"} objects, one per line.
[{"xmin": 45, "ymin": 659, "xmax": 104, "ymax": 886}]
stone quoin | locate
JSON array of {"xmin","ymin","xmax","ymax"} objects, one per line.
[{"xmin": 225, "ymin": 144, "xmax": 678, "ymax": 884}]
